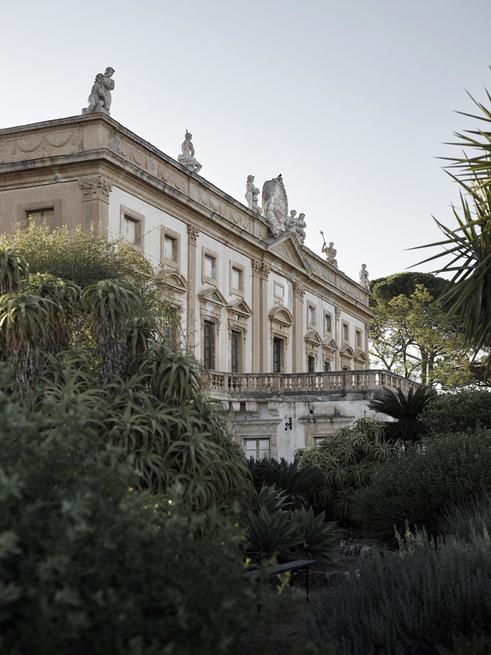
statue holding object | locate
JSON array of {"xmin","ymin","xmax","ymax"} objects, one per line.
[
  {"xmin": 320, "ymin": 231, "xmax": 338, "ymax": 268},
  {"xmin": 245, "ymin": 175, "xmax": 261, "ymax": 212},
  {"xmin": 359, "ymin": 263, "xmax": 370, "ymax": 290},
  {"xmin": 83, "ymin": 67, "xmax": 115, "ymax": 115}
]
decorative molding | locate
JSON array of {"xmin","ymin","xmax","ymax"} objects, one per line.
[
  {"xmin": 260, "ymin": 263, "xmax": 271, "ymax": 279},
  {"xmin": 187, "ymin": 224, "xmax": 200, "ymax": 245},
  {"xmin": 335, "ymin": 307, "xmax": 342, "ymax": 320},
  {"xmin": 0, "ymin": 128, "xmax": 83, "ymax": 164},
  {"xmin": 79, "ymin": 175, "xmax": 112, "ymax": 202},
  {"xmin": 292, "ymin": 279, "xmax": 305, "ymax": 299},
  {"xmin": 252, "ymin": 259, "xmax": 262, "ymax": 277}
]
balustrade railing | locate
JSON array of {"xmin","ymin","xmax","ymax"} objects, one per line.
[{"xmin": 205, "ymin": 369, "xmax": 418, "ymax": 396}]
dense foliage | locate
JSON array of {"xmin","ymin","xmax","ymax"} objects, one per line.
[
  {"xmin": 0, "ymin": 387, "xmax": 256, "ymax": 655},
  {"xmin": 247, "ymin": 457, "xmax": 323, "ymax": 508},
  {"xmin": 316, "ymin": 531, "xmax": 491, "ymax": 655},
  {"xmin": 419, "ymin": 389, "xmax": 491, "ymax": 436},
  {"xmin": 368, "ymin": 385, "xmax": 436, "ymax": 442},
  {"xmin": 297, "ymin": 418, "xmax": 395, "ymax": 521},
  {"xmin": 353, "ymin": 430, "xmax": 491, "ymax": 539}
]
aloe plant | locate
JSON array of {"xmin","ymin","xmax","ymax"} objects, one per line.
[{"xmin": 0, "ymin": 247, "xmax": 28, "ymax": 293}]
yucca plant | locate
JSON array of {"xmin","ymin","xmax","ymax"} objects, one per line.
[
  {"xmin": 0, "ymin": 292, "xmax": 54, "ymax": 398},
  {"xmin": 83, "ymin": 279, "xmax": 144, "ymax": 382},
  {"xmin": 414, "ymin": 90, "xmax": 491, "ymax": 359},
  {"xmin": 368, "ymin": 385, "xmax": 437, "ymax": 442},
  {"xmin": 0, "ymin": 247, "xmax": 28, "ymax": 293}
]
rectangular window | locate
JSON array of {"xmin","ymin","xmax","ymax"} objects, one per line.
[
  {"xmin": 231, "ymin": 266, "xmax": 243, "ymax": 292},
  {"xmin": 308, "ymin": 355, "xmax": 316, "ymax": 373},
  {"xmin": 273, "ymin": 337, "xmax": 283, "ymax": 373},
  {"xmin": 231, "ymin": 330, "xmax": 241, "ymax": 374},
  {"xmin": 203, "ymin": 320, "xmax": 216, "ymax": 370},
  {"xmin": 343, "ymin": 322, "xmax": 349, "ymax": 343},
  {"xmin": 25, "ymin": 207, "xmax": 54, "ymax": 225},
  {"xmin": 356, "ymin": 329, "xmax": 362, "ymax": 348},
  {"xmin": 122, "ymin": 214, "xmax": 141, "ymax": 245},
  {"xmin": 308, "ymin": 304, "xmax": 316, "ymax": 326},
  {"xmin": 162, "ymin": 307, "xmax": 179, "ymax": 349},
  {"xmin": 162, "ymin": 233, "xmax": 178, "ymax": 263},
  {"xmin": 324, "ymin": 360, "xmax": 331, "ymax": 372},
  {"xmin": 314, "ymin": 436, "xmax": 327, "ymax": 447},
  {"xmin": 244, "ymin": 438, "xmax": 270, "ymax": 461},
  {"xmin": 324, "ymin": 312, "xmax": 332, "ymax": 334},
  {"xmin": 204, "ymin": 254, "xmax": 216, "ymax": 281}
]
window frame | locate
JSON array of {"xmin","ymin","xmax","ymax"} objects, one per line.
[
  {"xmin": 323, "ymin": 311, "xmax": 333, "ymax": 336},
  {"xmin": 342, "ymin": 321, "xmax": 350, "ymax": 344},
  {"xmin": 229, "ymin": 261, "xmax": 245, "ymax": 296},
  {"xmin": 307, "ymin": 302, "xmax": 317, "ymax": 328},
  {"xmin": 355, "ymin": 328, "xmax": 363, "ymax": 348},
  {"xmin": 273, "ymin": 282, "xmax": 285, "ymax": 303},
  {"xmin": 243, "ymin": 437, "xmax": 270, "ymax": 461},
  {"xmin": 203, "ymin": 319, "xmax": 217, "ymax": 370},
  {"xmin": 201, "ymin": 248, "xmax": 218, "ymax": 285},
  {"xmin": 18, "ymin": 199, "xmax": 62, "ymax": 228},
  {"xmin": 160, "ymin": 226, "xmax": 181, "ymax": 269},
  {"xmin": 119, "ymin": 205, "xmax": 145, "ymax": 249}
]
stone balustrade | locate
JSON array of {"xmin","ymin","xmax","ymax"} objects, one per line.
[{"xmin": 205, "ymin": 369, "xmax": 418, "ymax": 397}]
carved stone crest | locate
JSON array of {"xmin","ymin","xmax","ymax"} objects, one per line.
[{"xmin": 262, "ymin": 174, "xmax": 288, "ymax": 237}]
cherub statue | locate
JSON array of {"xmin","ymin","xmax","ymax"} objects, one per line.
[
  {"xmin": 359, "ymin": 263, "xmax": 370, "ymax": 290},
  {"xmin": 84, "ymin": 67, "xmax": 115, "ymax": 115},
  {"xmin": 178, "ymin": 131, "xmax": 202, "ymax": 174},
  {"xmin": 286, "ymin": 209, "xmax": 297, "ymax": 230},
  {"xmin": 320, "ymin": 231, "xmax": 338, "ymax": 268},
  {"xmin": 245, "ymin": 175, "xmax": 260, "ymax": 212}
]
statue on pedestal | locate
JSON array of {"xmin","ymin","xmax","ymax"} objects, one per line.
[
  {"xmin": 359, "ymin": 264, "xmax": 370, "ymax": 290},
  {"xmin": 285, "ymin": 210, "xmax": 297, "ymax": 229},
  {"xmin": 84, "ymin": 67, "xmax": 115, "ymax": 115},
  {"xmin": 262, "ymin": 174, "xmax": 288, "ymax": 237},
  {"xmin": 178, "ymin": 131, "xmax": 202, "ymax": 174},
  {"xmin": 245, "ymin": 175, "xmax": 261, "ymax": 212},
  {"xmin": 320, "ymin": 231, "xmax": 338, "ymax": 268}
]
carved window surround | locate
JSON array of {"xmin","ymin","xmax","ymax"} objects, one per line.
[
  {"xmin": 119, "ymin": 205, "xmax": 145, "ymax": 250},
  {"xmin": 160, "ymin": 225, "xmax": 181, "ymax": 270},
  {"xmin": 229, "ymin": 260, "xmax": 245, "ymax": 297},
  {"xmin": 17, "ymin": 198, "xmax": 62, "ymax": 228},
  {"xmin": 201, "ymin": 247, "xmax": 218, "ymax": 286}
]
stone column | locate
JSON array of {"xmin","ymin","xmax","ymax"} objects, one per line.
[
  {"xmin": 79, "ymin": 175, "xmax": 112, "ymax": 237},
  {"xmin": 292, "ymin": 280, "xmax": 305, "ymax": 372},
  {"xmin": 186, "ymin": 225, "xmax": 199, "ymax": 355},
  {"xmin": 260, "ymin": 263, "xmax": 271, "ymax": 372},
  {"xmin": 251, "ymin": 260, "xmax": 262, "ymax": 373},
  {"xmin": 334, "ymin": 307, "xmax": 342, "ymax": 370}
]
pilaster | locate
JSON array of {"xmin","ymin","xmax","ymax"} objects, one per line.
[
  {"xmin": 292, "ymin": 280, "xmax": 305, "ymax": 372},
  {"xmin": 251, "ymin": 260, "xmax": 262, "ymax": 372},
  {"xmin": 334, "ymin": 307, "xmax": 342, "ymax": 370},
  {"xmin": 79, "ymin": 175, "xmax": 112, "ymax": 236},
  {"xmin": 186, "ymin": 224, "xmax": 199, "ymax": 354},
  {"xmin": 259, "ymin": 263, "xmax": 271, "ymax": 372}
]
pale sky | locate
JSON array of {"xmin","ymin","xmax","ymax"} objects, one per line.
[{"xmin": 1, "ymin": 0, "xmax": 490, "ymax": 281}]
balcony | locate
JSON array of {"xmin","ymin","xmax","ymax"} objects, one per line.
[{"xmin": 204, "ymin": 369, "xmax": 418, "ymax": 399}]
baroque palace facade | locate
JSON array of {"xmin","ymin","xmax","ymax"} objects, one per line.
[{"xmin": 0, "ymin": 105, "xmax": 414, "ymax": 460}]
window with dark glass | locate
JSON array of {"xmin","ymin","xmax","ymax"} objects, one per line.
[
  {"xmin": 324, "ymin": 360, "xmax": 331, "ymax": 372},
  {"xmin": 231, "ymin": 330, "xmax": 241, "ymax": 373},
  {"xmin": 273, "ymin": 337, "xmax": 282, "ymax": 373},
  {"xmin": 308, "ymin": 355, "xmax": 316, "ymax": 373},
  {"xmin": 203, "ymin": 320, "xmax": 216, "ymax": 370},
  {"xmin": 25, "ymin": 207, "xmax": 54, "ymax": 226}
]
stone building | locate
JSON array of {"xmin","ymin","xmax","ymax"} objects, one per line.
[{"xmin": 0, "ymin": 110, "xmax": 414, "ymax": 460}]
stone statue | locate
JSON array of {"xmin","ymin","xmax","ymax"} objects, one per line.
[
  {"xmin": 285, "ymin": 209, "xmax": 297, "ymax": 230},
  {"xmin": 295, "ymin": 212, "xmax": 307, "ymax": 244},
  {"xmin": 178, "ymin": 131, "xmax": 202, "ymax": 174},
  {"xmin": 359, "ymin": 263, "xmax": 370, "ymax": 290},
  {"xmin": 320, "ymin": 231, "xmax": 338, "ymax": 268},
  {"xmin": 84, "ymin": 67, "xmax": 115, "ymax": 115},
  {"xmin": 262, "ymin": 174, "xmax": 288, "ymax": 237},
  {"xmin": 245, "ymin": 175, "xmax": 260, "ymax": 212}
]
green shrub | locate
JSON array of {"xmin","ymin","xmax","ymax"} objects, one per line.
[
  {"xmin": 420, "ymin": 389, "xmax": 491, "ymax": 436},
  {"xmin": 0, "ymin": 392, "xmax": 256, "ymax": 655},
  {"xmin": 368, "ymin": 385, "xmax": 437, "ymax": 442},
  {"xmin": 247, "ymin": 456, "xmax": 323, "ymax": 508},
  {"xmin": 439, "ymin": 493, "xmax": 491, "ymax": 541},
  {"xmin": 353, "ymin": 430, "xmax": 491, "ymax": 539},
  {"xmin": 297, "ymin": 418, "xmax": 395, "ymax": 520},
  {"xmin": 316, "ymin": 534, "xmax": 491, "ymax": 655}
]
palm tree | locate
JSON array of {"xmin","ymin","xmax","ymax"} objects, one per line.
[
  {"xmin": 414, "ymin": 91, "xmax": 491, "ymax": 356},
  {"xmin": 368, "ymin": 386, "xmax": 437, "ymax": 442}
]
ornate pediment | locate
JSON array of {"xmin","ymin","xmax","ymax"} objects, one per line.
[
  {"xmin": 157, "ymin": 269, "xmax": 187, "ymax": 294},
  {"xmin": 227, "ymin": 299, "xmax": 253, "ymax": 319},
  {"xmin": 268, "ymin": 232, "xmax": 311, "ymax": 274},
  {"xmin": 304, "ymin": 329, "xmax": 323, "ymax": 347},
  {"xmin": 198, "ymin": 286, "xmax": 227, "ymax": 306},
  {"xmin": 340, "ymin": 344, "xmax": 355, "ymax": 358},
  {"xmin": 323, "ymin": 337, "xmax": 337, "ymax": 352},
  {"xmin": 268, "ymin": 305, "xmax": 293, "ymax": 328},
  {"xmin": 354, "ymin": 349, "xmax": 368, "ymax": 362}
]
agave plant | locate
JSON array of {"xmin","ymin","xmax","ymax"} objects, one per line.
[
  {"xmin": 368, "ymin": 386, "xmax": 437, "ymax": 442},
  {"xmin": 246, "ymin": 505, "xmax": 300, "ymax": 559},
  {"xmin": 292, "ymin": 506, "xmax": 341, "ymax": 561},
  {"xmin": 248, "ymin": 484, "xmax": 289, "ymax": 514},
  {"xmin": 83, "ymin": 279, "xmax": 144, "ymax": 382},
  {"xmin": 0, "ymin": 292, "xmax": 53, "ymax": 398},
  {"xmin": 0, "ymin": 247, "xmax": 29, "ymax": 293}
]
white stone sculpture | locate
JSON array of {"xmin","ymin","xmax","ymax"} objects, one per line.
[
  {"xmin": 359, "ymin": 263, "xmax": 370, "ymax": 290},
  {"xmin": 84, "ymin": 67, "xmax": 115, "ymax": 115},
  {"xmin": 245, "ymin": 175, "xmax": 260, "ymax": 212},
  {"xmin": 320, "ymin": 231, "xmax": 338, "ymax": 268},
  {"xmin": 262, "ymin": 174, "xmax": 288, "ymax": 237},
  {"xmin": 285, "ymin": 209, "xmax": 297, "ymax": 229},
  {"xmin": 295, "ymin": 212, "xmax": 307, "ymax": 244},
  {"xmin": 178, "ymin": 131, "xmax": 202, "ymax": 174}
]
